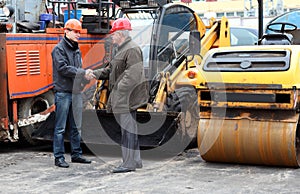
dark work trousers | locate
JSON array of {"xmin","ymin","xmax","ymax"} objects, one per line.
[{"xmin": 119, "ymin": 110, "xmax": 142, "ymax": 169}]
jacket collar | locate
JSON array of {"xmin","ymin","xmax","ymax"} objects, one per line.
[
  {"xmin": 63, "ymin": 35, "xmax": 79, "ymax": 50},
  {"xmin": 118, "ymin": 36, "xmax": 132, "ymax": 50}
]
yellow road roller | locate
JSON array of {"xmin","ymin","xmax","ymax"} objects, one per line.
[{"xmin": 197, "ymin": 44, "xmax": 300, "ymax": 167}]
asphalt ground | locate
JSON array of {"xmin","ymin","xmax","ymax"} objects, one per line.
[{"xmin": 1, "ymin": 142, "xmax": 300, "ymax": 194}]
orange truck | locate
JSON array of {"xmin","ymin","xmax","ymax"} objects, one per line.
[{"xmin": 1, "ymin": 31, "xmax": 110, "ymax": 143}]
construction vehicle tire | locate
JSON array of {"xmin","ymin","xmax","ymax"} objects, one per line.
[
  {"xmin": 18, "ymin": 90, "xmax": 54, "ymax": 145},
  {"xmin": 167, "ymin": 86, "xmax": 199, "ymax": 149}
]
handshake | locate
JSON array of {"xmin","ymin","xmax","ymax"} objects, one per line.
[{"xmin": 84, "ymin": 69, "xmax": 96, "ymax": 80}]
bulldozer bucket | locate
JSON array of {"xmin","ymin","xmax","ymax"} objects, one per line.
[
  {"xmin": 198, "ymin": 109, "xmax": 300, "ymax": 167},
  {"xmin": 88, "ymin": 110, "xmax": 180, "ymax": 148}
]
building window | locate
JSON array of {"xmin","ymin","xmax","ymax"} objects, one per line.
[
  {"xmin": 237, "ymin": 11, "xmax": 244, "ymax": 17},
  {"xmin": 216, "ymin": 12, "xmax": 224, "ymax": 17},
  {"xmin": 226, "ymin": 12, "xmax": 235, "ymax": 17}
]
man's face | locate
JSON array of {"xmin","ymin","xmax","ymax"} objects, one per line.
[
  {"xmin": 111, "ymin": 31, "xmax": 122, "ymax": 45},
  {"xmin": 65, "ymin": 28, "xmax": 81, "ymax": 42}
]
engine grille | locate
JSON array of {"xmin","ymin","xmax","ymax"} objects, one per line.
[{"xmin": 203, "ymin": 50, "xmax": 290, "ymax": 72}]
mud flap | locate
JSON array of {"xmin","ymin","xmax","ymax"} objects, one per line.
[{"xmin": 31, "ymin": 112, "xmax": 55, "ymax": 141}]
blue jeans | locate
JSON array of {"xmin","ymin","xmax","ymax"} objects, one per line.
[{"xmin": 53, "ymin": 92, "xmax": 83, "ymax": 159}]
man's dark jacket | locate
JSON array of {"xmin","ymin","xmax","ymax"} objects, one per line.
[{"xmin": 52, "ymin": 36, "xmax": 87, "ymax": 94}]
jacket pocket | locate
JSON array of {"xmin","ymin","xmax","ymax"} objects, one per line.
[{"xmin": 112, "ymin": 59, "xmax": 126, "ymax": 78}]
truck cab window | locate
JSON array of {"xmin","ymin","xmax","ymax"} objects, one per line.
[{"xmin": 157, "ymin": 8, "xmax": 196, "ymax": 73}]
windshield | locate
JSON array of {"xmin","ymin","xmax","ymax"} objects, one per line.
[{"xmin": 123, "ymin": 5, "xmax": 197, "ymax": 79}]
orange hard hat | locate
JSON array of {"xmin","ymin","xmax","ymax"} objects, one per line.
[
  {"xmin": 110, "ymin": 18, "xmax": 132, "ymax": 33},
  {"xmin": 64, "ymin": 18, "xmax": 82, "ymax": 31}
]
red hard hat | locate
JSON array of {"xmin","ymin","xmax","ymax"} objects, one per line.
[
  {"xmin": 64, "ymin": 18, "xmax": 82, "ymax": 31},
  {"xmin": 110, "ymin": 18, "xmax": 132, "ymax": 33}
]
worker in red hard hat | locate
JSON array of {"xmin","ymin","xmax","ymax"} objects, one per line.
[
  {"xmin": 93, "ymin": 18, "xmax": 149, "ymax": 173},
  {"xmin": 109, "ymin": 17, "xmax": 132, "ymax": 33},
  {"xmin": 51, "ymin": 18, "xmax": 94, "ymax": 168}
]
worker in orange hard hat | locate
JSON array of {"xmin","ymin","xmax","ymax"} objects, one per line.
[
  {"xmin": 51, "ymin": 18, "xmax": 94, "ymax": 168},
  {"xmin": 93, "ymin": 18, "xmax": 149, "ymax": 173},
  {"xmin": 64, "ymin": 18, "xmax": 82, "ymax": 42}
]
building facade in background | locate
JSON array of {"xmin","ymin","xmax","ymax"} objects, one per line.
[
  {"xmin": 176, "ymin": 0, "xmax": 299, "ymax": 28},
  {"xmin": 177, "ymin": 0, "xmax": 300, "ymax": 18}
]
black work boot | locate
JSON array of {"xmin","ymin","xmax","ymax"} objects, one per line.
[
  {"xmin": 71, "ymin": 156, "xmax": 91, "ymax": 164},
  {"xmin": 55, "ymin": 158, "xmax": 69, "ymax": 168}
]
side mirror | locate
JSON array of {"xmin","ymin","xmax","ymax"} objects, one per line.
[
  {"xmin": 189, "ymin": 30, "xmax": 201, "ymax": 55},
  {"xmin": 3, "ymin": 5, "xmax": 14, "ymax": 17}
]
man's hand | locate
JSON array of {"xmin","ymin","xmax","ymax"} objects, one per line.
[{"xmin": 84, "ymin": 69, "xmax": 96, "ymax": 80}]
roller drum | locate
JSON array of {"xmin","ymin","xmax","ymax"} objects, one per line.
[{"xmin": 198, "ymin": 112, "xmax": 300, "ymax": 167}]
